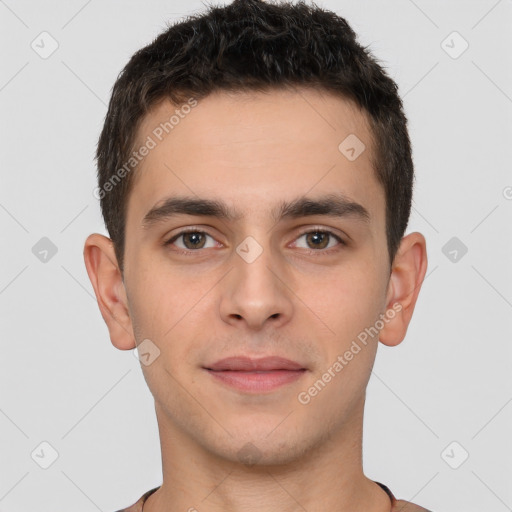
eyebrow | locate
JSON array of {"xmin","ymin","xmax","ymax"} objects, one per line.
[{"xmin": 142, "ymin": 193, "xmax": 371, "ymax": 227}]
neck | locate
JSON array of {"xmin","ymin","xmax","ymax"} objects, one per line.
[{"xmin": 143, "ymin": 399, "xmax": 391, "ymax": 512}]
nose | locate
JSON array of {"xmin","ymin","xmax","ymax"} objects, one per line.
[{"xmin": 219, "ymin": 240, "xmax": 294, "ymax": 331}]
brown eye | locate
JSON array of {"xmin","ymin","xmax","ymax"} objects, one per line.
[
  {"xmin": 294, "ymin": 230, "xmax": 345, "ymax": 251},
  {"xmin": 181, "ymin": 232, "xmax": 207, "ymax": 249},
  {"xmin": 164, "ymin": 230, "xmax": 216, "ymax": 251},
  {"xmin": 305, "ymin": 231, "xmax": 329, "ymax": 249}
]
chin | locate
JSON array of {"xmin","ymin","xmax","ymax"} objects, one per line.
[{"xmin": 205, "ymin": 428, "xmax": 316, "ymax": 468}]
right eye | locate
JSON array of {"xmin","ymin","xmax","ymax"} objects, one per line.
[{"xmin": 164, "ymin": 229, "xmax": 220, "ymax": 252}]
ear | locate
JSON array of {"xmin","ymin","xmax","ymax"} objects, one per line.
[
  {"xmin": 83, "ymin": 233, "xmax": 136, "ymax": 350},
  {"xmin": 378, "ymin": 231, "xmax": 428, "ymax": 347}
]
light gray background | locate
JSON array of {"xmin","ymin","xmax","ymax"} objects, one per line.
[{"xmin": 1, "ymin": 1, "xmax": 511, "ymax": 511}]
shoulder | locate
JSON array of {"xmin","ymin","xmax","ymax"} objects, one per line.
[
  {"xmin": 113, "ymin": 486, "xmax": 160, "ymax": 512},
  {"xmin": 374, "ymin": 481, "xmax": 432, "ymax": 512},
  {"xmin": 393, "ymin": 498, "xmax": 433, "ymax": 511}
]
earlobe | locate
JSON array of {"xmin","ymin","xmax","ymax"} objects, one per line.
[
  {"xmin": 83, "ymin": 233, "xmax": 136, "ymax": 350},
  {"xmin": 379, "ymin": 232, "xmax": 428, "ymax": 347}
]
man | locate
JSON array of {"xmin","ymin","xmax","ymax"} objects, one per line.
[{"xmin": 84, "ymin": 0, "xmax": 430, "ymax": 510}]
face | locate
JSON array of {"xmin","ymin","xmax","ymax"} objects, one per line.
[{"xmin": 106, "ymin": 88, "xmax": 398, "ymax": 464}]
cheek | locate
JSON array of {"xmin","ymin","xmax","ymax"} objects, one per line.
[
  {"xmin": 297, "ymin": 266, "xmax": 383, "ymax": 409},
  {"xmin": 307, "ymin": 259, "xmax": 386, "ymax": 341},
  {"xmin": 126, "ymin": 261, "xmax": 216, "ymax": 365},
  {"xmin": 127, "ymin": 253, "xmax": 194, "ymax": 326}
]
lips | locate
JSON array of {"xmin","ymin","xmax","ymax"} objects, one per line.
[
  {"xmin": 203, "ymin": 356, "xmax": 307, "ymax": 393},
  {"xmin": 205, "ymin": 356, "xmax": 305, "ymax": 371}
]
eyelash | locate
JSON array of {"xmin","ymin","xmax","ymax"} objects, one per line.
[{"xmin": 163, "ymin": 227, "xmax": 346, "ymax": 255}]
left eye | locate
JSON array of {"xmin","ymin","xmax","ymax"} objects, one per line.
[{"xmin": 293, "ymin": 230, "xmax": 344, "ymax": 251}]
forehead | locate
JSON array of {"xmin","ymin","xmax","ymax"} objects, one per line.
[{"xmin": 127, "ymin": 87, "xmax": 384, "ymax": 229}]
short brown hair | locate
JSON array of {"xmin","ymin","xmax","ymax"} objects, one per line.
[{"xmin": 96, "ymin": 0, "xmax": 414, "ymax": 272}]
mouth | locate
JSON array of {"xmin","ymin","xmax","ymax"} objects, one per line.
[{"xmin": 203, "ymin": 356, "xmax": 307, "ymax": 393}]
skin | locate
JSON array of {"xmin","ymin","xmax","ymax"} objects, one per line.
[{"xmin": 84, "ymin": 87, "xmax": 427, "ymax": 512}]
